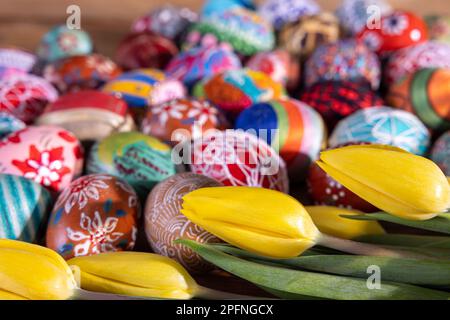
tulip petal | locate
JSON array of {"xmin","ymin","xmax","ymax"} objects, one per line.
[{"xmin": 0, "ymin": 289, "xmax": 28, "ymax": 300}]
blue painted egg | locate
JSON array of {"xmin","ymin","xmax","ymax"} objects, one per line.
[{"xmin": 0, "ymin": 112, "xmax": 25, "ymax": 138}]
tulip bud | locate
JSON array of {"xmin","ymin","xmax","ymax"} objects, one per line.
[
  {"xmin": 181, "ymin": 187, "xmax": 321, "ymax": 259},
  {"xmin": 0, "ymin": 239, "xmax": 77, "ymax": 300},
  {"xmin": 316, "ymin": 145, "xmax": 450, "ymax": 221},
  {"xmin": 305, "ymin": 206, "xmax": 385, "ymax": 240},
  {"xmin": 68, "ymin": 252, "xmax": 198, "ymax": 299}
]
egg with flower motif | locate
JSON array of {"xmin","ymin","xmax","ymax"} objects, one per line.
[
  {"xmin": 36, "ymin": 25, "xmax": 93, "ymax": 62},
  {"xmin": 0, "ymin": 112, "xmax": 25, "ymax": 138},
  {"xmin": 358, "ymin": 10, "xmax": 428, "ymax": 54},
  {"xmin": 46, "ymin": 174, "xmax": 139, "ymax": 259},
  {"xmin": 0, "ymin": 125, "xmax": 83, "ymax": 192},
  {"xmin": 87, "ymin": 131, "xmax": 176, "ymax": 198},
  {"xmin": 0, "ymin": 73, "xmax": 58, "ymax": 123},
  {"xmin": 43, "ymin": 54, "xmax": 121, "ymax": 93},
  {"xmin": 245, "ymin": 49, "xmax": 293, "ymax": 86},
  {"xmin": 141, "ymin": 98, "xmax": 225, "ymax": 144},
  {"xmin": 188, "ymin": 129, "xmax": 289, "ymax": 192}
]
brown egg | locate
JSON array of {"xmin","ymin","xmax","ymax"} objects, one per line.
[
  {"xmin": 46, "ymin": 174, "xmax": 139, "ymax": 259},
  {"xmin": 145, "ymin": 172, "xmax": 222, "ymax": 273}
]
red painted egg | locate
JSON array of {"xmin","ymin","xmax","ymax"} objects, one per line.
[{"xmin": 46, "ymin": 174, "xmax": 139, "ymax": 259}]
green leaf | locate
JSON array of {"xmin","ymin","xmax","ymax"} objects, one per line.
[
  {"xmin": 177, "ymin": 240, "xmax": 450, "ymax": 300},
  {"xmin": 355, "ymin": 234, "xmax": 450, "ymax": 249},
  {"xmin": 342, "ymin": 212, "xmax": 450, "ymax": 235}
]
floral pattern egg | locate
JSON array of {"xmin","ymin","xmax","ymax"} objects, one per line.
[
  {"xmin": 0, "ymin": 125, "xmax": 83, "ymax": 192},
  {"xmin": 0, "ymin": 173, "xmax": 52, "ymax": 242},
  {"xmin": 0, "ymin": 73, "xmax": 58, "ymax": 123},
  {"xmin": 141, "ymin": 98, "xmax": 225, "ymax": 144},
  {"xmin": 431, "ymin": 131, "xmax": 450, "ymax": 176},
  {"xmin": 87, "ymin": 131, "xmax": 177, "ymax": 198},
  {"xmin": 188, "ymin": 129, "xmax": 289, "ymax": 192},
  {"xmin": 358, "ymin": 10, "xmax": 428, "ymax": 55},
  {"xmin": 46, "ymin": 174, "xmax": 139, "ymax": 259},
  {"xmin": 145, "ymin": 172, "xmax": 222, "ymax": 273},
  {"xmin": 36, "ymin": 25, "xmax": 93, "ymax": 62}
]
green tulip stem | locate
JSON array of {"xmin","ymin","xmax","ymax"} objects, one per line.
[
  {"xmin": 318, "ymin": 233, "xmax": 434, "ymax": 260},
  {"xmin": 196, "ymin": 286, "xmax": 272, "ymax": 300}
]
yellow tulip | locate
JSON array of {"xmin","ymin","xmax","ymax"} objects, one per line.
[
  {"xmin": 305, "ymin": 206, "xmax": 385, "ymax": 240},
  {"xmin": 181, "ymin": 186, "xmax": 321, "ymax": 259},
  {"xmin": 0, "ymin": 239, "xmax": 77, "ymax": 300},
  {"xmin": 68, "ymin": 252, "xmax": 198, "ymax": 299},
  {"xmin": 316, "ymin": 144, "xmax": 450, "ymax": 221}
]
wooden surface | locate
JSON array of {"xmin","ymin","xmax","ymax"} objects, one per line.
[{"xmin": 1, "ymin": 0, "xmax": 450, "ymax": 57}]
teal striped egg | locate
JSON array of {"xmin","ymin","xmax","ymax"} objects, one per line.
[{"xmin": 0, "ymin": 174, "xmax": 52, "ymax": 242}]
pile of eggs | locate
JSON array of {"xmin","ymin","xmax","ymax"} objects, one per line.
[{"xmin": 1, "ymin": 0, "xmax": 450, "ymax": 274}]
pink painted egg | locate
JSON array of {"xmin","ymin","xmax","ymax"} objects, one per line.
[
  {"xmin": 0, "ymin": 125, "xmax": 83, "ymax": 192},
  {"xmin": 46, "ymin": 174, "xmax": 139, "ymax": 259}
]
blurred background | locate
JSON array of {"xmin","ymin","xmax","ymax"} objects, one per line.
[{"xmin": 1, "ymin": 0, "xmax": 449, "ymax": 56}]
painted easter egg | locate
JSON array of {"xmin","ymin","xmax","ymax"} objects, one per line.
[
  {"xmin": 304, "ymin": 39, "xmax": 381, "ymax": 90},
  {"xmin": 245, "ymin": 49, "xmax": 292, "ymax": 86},
  {"xmin": 185, "ymin": 7, "xmax": 275, "ymax": 55},
  {"xmin": 201, "ymin": 69, "xmax": 286, "ymax": 114},
  {"xmin": 36, "ymin": 90, "xmax": 135, "ymax": 141},
  {"xmin": 0, "ymin": 112, "xmax": 25, "ymax": 138},
  {"xmin": 329, "ymin": 107, "xmax": 430, "ymax": 155},
  {"xmin": 46, "ymin": 174, "xmax": 139, "ymax": 259},
  {"xmin": 36, "ymin": 25, "xmax": 93, "ymax": 62},
  {"xmin": 358, "ymin": 10, "xmax": 428, "ymax": 54},
  {"xmin": 145, "ymin": 172, "xmax": 222, "ymax": 273},
  {"xmin": 0, "ymin": 48, "xmax": 36, "ymax": 77},
  {"xmin": 426, "ymin": 15, "xmax": 450, "ymax": 45},
  {"xmin": 431, "ymin": 131, "xmax": 450, "ymax": 176},
  {"xmin": 278, "ymin": 12, "xmax": 340, "ymax": 60},
  {"xmin": 0, "ymin": 125, "xmax": 83, "ymax": 192},
  {"xmin": 0, "ymin": 173, "xmax": 52, "ymax": 242},
  {"xmin": 202, "ymin": 0, "xmax": 255, "ymax": 17},
  {"xmin": 188, "ymin": 129, "xmax": 289, "ymax": 192},
  {"xmin": 102, "ymin": 69, "xmax": 186, "ymax": 123},
  {"xmin": 384, "ymin": 42, "xmax": 450, "ymax": 86},
  {"xmin": 43, "ymin": 54, "xmax": 121, "ymax": 93},
  {"xmin": 258, "ymin": 0, "xmax": 320, "ymax": 30},
  {"xmin": 131, "ymin": 5, "xmax": 198, "ymax": 42},
  {"xmin": 141, "ymin": 98, "xmax": 225, "ymax": 144},
  {"xmin": 386, "ymin": 68, "xmax": 450, "ymax": 131},
  {"xmin": 87, "ymin": 131, "xmax": 176, "ymax": 198},
  {"xmin": 165, "ymin": 44, "xmax": 241, "ymax": 87},
  {"xmin": 235, "ymin": 99, "xmax": 325, "ymax": 180},
  {"xmin": 116, "ymin": 31, "xmax": 178, "ymax": 71},
  {"xmin": 336, "ymin": 0, "xmax": 392, "ymax": 35},
  {"xmin": 300, "ymin": 81, "xmax": 384, "ymax": 129},
  {"xmin": 307, "ymin": 144, "xmax": 378, "ymax": 212},
  {"xmin": 0, "ymin": 73, "xmax": 58, "ymax": 123}
]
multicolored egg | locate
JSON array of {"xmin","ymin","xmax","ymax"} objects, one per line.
[
  {"xmin": 43, "ymin": 54, "xmax": 121, "ymax": 93},
  {"xmin": 0, "ymin": 173, "xmax": 52, "ymax": 242},
  {"xmin": 278, "ymin": 12, "xmax": 340, "ymax": 60},
  {"xmin": 384, "ymin": 41, "xmax": 450, "ymax": 85},
  {"xmin": 0, "ymin": 112, "xmax": 25, "ymax": 138},
  {"xmin": 329, "ymin": 107, "xmax": 430, "ymax": 155},
  {"xmin": 300, "ymin": 81, "xmax": 384, "ymax": 129},
  {"xmin": 36, "ymin": 25, "xmax": 93, "ymax": 62},
  {"xmin": 258, "ymin": 0, "xmax": 321, "ymax": 30},
  {"xmin": 185, "ymin": 7, "xmax": 275, "ymax": 55},
  {"xmin": 202, "ymin": 0, "xmax": 254, "ymax": 17},
  {"xmin": 36, "ymin": 91, "xmax": 135, "ymax": 141},
  {"xmin": 336, "ymin": 0, "xmax": 392, "ymax": 35},
  {"xmin": 141, "ymin": 98, "xmax": 225, "ymax": 144},
  {"xmin": 46, "ymin": 174, "xmax": 139, "ymax": 259},
  {"xmin": 0, "ymin": 125, "xmax": 83, "ymax": 192},
  {"xmin": 87, "ymin": 131, "xmax": 177, "ymax": 198},
  {"xmin": 189, "ymin": 129, "xmax": 289, "ymax": 192},
  {"xmin": 426, "ymin": 15, "xmax": 450, "ymax": 45},
  {"xmin": 304, "ymin": 39, "xmax": 381, "ymax": 90},
  {"xmin": 245, "ymin": 49, "xmax": 291, "ymax": 86},
  {"xmin": 0, "ymin": 73, "xmax": 58, "ymax": 123},
  {"xmin": 115, "ymin": 31, "xmax": 178, "ymax": 71},
  {"xmin": 307, "ymin": 144, "xmax": 378, "ymax": 212},
  {"xmin": 201, "ymin": 69, "xmax": 286, "ymax": 114},
  {"xmin": 145, "ymin": 172, "xmax": 222, "ymax": 273},
  {"xmin": 0, "ymin": 48, "xmax": 36, "ymax": 77},
  {"xmin": 358, "ymin": 10, "xmax": 428, "ymax": 54},
  {"xmin": 431, "ymin": 131, "xmax": 450, "ymax": 176},
  {"xmin": 386, "ymin": 68, "xmax": 450, "ymax": 131},
  {"xmin": 165, "ymin": 44, "xmax": 241, "ymax": 87},
  {"xmin": 235, "ymin": 99, "xmax": 325, "ymax": 180}
]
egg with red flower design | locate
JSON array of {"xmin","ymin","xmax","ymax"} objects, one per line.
[{"xmin": 46, "ymin": 174, "xmax": 139, "ymax": 259}]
